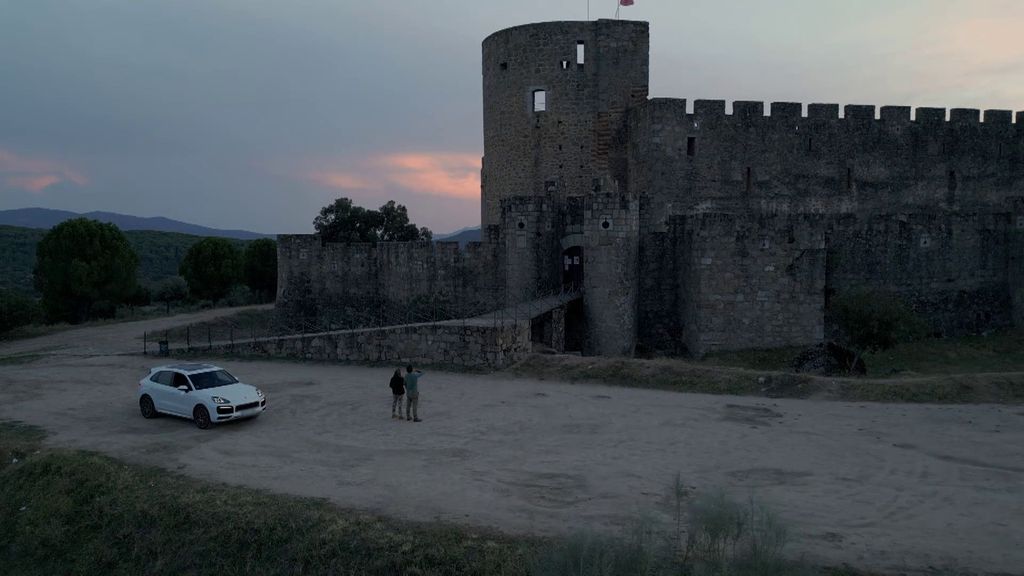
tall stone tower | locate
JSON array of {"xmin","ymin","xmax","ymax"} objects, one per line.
[
  {"xmin": 480, "ymin": 20, "xmax": 650, "ymax": 229},
  {"xmin": 481, "ymin": 20, "xmax": 650, "ymax": 356}
]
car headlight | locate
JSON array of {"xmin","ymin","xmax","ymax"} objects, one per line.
[
  {"xmin": 211, "ymin": 396, "xmax": 230, "ymax": 405},
  {"xmin": 256, "ymin": 388, "xmax": 264, "ymax": 397}
]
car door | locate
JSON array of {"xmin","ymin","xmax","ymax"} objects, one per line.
[
  {"xmin": 165, "ymin": 372, "xmax": 194, "ymax": 417},
  {"xmin": 147, "ymin": 371, "xmax": 175, "ymax": 413}
]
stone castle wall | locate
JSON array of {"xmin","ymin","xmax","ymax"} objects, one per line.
[
  {"xmin": 628, "ymin": 98, "xmax": 1024, "ymax": 224},
  {"xmin": 276, "ymin": 235, "xmax": 502, "ymax": 329}
]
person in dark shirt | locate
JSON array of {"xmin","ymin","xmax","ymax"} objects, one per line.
[{"xmin": 389, "ymin": 368, "xmax": 405, "ymax": 419}]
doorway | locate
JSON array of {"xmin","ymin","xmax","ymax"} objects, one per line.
[{"xmin": 562, "ymin": 246, "xmax": 583, "ymax": 292}]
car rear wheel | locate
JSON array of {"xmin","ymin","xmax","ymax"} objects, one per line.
[
  {"xmin": 193, "ymin": 405, "xmax": 211, "ymax": 430},
  {"xmin": 139, "ymin": 395, "xmax": 158, "ymax": 419}
]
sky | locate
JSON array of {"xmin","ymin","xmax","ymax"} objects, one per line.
[{"xmin": 1, "ymin": 0, "xmax": 1022, "ymax": 235}]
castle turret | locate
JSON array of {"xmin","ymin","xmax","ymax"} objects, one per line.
[{"xmin": 481, "ymin": 20, "xmax": 650, "ymax": 229}]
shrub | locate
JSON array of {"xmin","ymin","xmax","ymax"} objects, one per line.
[
  {"xmin": 224, "ymin": 285, "xmax": 255, "ymax": 307},
  {"xmin": 0, "ymin": 290, "xmax": 41, "ymax": 334},
  {"xmin": 829, "ymin": 289, "xmax": 925, "ymax": 374}
]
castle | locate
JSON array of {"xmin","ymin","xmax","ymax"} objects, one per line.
[{"xmin": 277, "ymin": 20, "xmax": 1024, "ymax": 360}]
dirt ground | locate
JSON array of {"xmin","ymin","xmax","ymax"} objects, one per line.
[{"xmin": 1, "ymin": 310, "xmax": 1022, "ymax": 574}]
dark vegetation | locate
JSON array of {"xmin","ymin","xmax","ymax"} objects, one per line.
[
  {"xmin": 0, "ymin": 421, "xmax": 903, "ymax": 576},
  {"xmin": 0, "ymin": 221, "xmax": 276, "ymax": 336},
  {"xmin": 0, "ymin": 224, "xmax": 247, "ymax": 295},
  {"xmin": 33, "ymin": 218, "xmax": 139, "ymax": 323},
  {"xmin": 314, "ymin": 197, "xmax": 432, "ymax": 242}
]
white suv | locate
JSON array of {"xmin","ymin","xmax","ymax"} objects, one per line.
[{"xmin": 138, "ymin": 363, "xmax": 266, "ymax": 429}]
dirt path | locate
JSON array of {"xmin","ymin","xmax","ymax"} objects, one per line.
[{"xmin": 1, "ymin": 314, "xmax": 1022, "ymax": 574}]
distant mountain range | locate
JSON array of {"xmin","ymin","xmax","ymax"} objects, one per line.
[
  {"xmin": 434, "ymin": 226, "xmax": 481, "ymax": 246},
  {"xmin": 0, "ymin": 208, "xmax": 271, "ymax": 240}
]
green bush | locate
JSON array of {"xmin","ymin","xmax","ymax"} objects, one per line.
[
  {"xmin": 0, "ymin": 290, "xmax": 40, "ymax": 334},
  {"xmin": 829, "ymin": 289, "xmax": 925, "ymax": 373}
]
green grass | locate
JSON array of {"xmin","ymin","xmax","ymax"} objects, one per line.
[
  {"xmin": 0, "ymin": 421, "xmax": 532, "ymax": 576},
  {"xmin": 0, "ymin": 422, "xmax": 961, "ymax": 575},
  {"xmin": 697, "ymin": 330, "xmax": 1024, "ymax": 378}
]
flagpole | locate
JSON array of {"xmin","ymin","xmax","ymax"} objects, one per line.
[
  {"xmin": 587, "ymin": 0, "xmax": 590, "ymax": 20},
  {"xmin": 615, "ymin": 0, "xmax": 620, "ymax": 19}
]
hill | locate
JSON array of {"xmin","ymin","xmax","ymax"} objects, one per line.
[
  {"xmin": 434, "ymin": 227, "xmax": 481, "ymax": 246},
  {"xmin": 0, "ymin": 225, "xmax": 249, "ymax": 295},
  {"xmin": 0, "ymin": 208, "xmax": 270, "ymax": 240}
]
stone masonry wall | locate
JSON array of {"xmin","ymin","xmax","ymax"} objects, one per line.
[
  {"xmin": 203, "ymin": 320, "xmax": 532, "ymax": 370},
  {"xmin": 680, "ymin": 213, "xmax": 827, "ymax": 357},
  {"xmin": 629, "ymin": 98, "xmax": 1024, "ymax": 224},
  {"xmin": 276, "ymin": 236, "xmax": 502, "ymax": 330},
  {"xmin": 583, "ymin": 192, "xmax": 640, "ymax": 356},
  {"xmin": 827, "ymin": 212, "xmax": 1015, "ymax": 336},
  {"xmin": 481, "ymin": 20, "xmax": 649, "ymax": 228}
]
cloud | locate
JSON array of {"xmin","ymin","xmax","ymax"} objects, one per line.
[
  {"xmin": 375, "ymin": 153, "xmax": 480, "ymax": 199},
  {"xmin": 303, "ymin": 151, "xmax": 481, "ymax": 200},
  {"xmin": 0, "ymin": 148, "xmax": 88, "ymax": 193}
]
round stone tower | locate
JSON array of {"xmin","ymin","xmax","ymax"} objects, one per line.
[{"xmin": 481, "ymin": 20, "xmax": 650, "ymax": 229}]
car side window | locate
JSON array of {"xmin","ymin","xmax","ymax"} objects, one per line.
[
  {"xmin": 153, "ymin": 371, "xmax": 173, "ymax": 386},
  {"xmin": 173, "ymin": 373, "xmax": 191, "ymax": 390}
]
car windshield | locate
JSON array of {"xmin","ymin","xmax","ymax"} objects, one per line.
[{"xmin": 188, "ymin": 370, "xmax": 239, "ymax": 390}]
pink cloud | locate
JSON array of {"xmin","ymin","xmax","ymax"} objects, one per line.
[
  {"xmin": 0, "ymin": 148, "xmax": 87, "ymax": 193},
  {"xmin": 302, "ymin": 152, "xmax": 481, "ymax": 200},
  {"xmin": 376, "ymin": 153, "xmax": 480, "ymax": 200}
]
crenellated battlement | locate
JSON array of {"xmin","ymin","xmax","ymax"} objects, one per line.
[{"xmin": 635, "ymin": 97, "xmax": 1021, "ymax": 128}]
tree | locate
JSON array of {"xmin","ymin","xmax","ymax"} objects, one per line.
[
  {"xmin": 244, "ymin": 238, "xmax": 278, "ymax": 302},
  {"xmin": 33, "ymin": 218, "xmax": 139, "ymax": 323},
  {"xmin": 313, "ymin": 197, "xmax": 383, "ymax": 242},
  {"xmin": 830, "ymin": 289, "xmax": 925, "ymax": 374},
  {"xmin": 314, "ymin": 197, "xmax": 432, "ymax": 243},
  {"xmin": 154, "ymin": 276, "xmax": 188, "ymax": 314},
  {"xmin": 179, "ymin": 238, "xmax": 242, "ymax": 301}
]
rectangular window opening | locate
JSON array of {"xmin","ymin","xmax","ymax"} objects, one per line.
[
  {"xmin": 807, "ymin": 137, "xmax": 813, "ymax": 152},
  {"xmin": 846, "ymin": 168, "xmax": 853, "ymax": 191},
  {"xmin": 500, "ymin": 62, "xmax": 508, "ymax": 71},
  {"xmin": 745, "ymin": 167, "xmax": 752, "ymax": 193},
  {"xmin": 576, "ymin": 41, "xmax": 585, "ymax": 66},
  {"xmin": 687, "ymin": 137, "xmax": 696, "ymax": 157},
  {"xmin": 533, "ymin": 89, "xmax": 547, "ymax": 112}
]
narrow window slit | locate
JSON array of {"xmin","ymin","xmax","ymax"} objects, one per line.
[{"xmin": 687, "ymin": 137, "xmax": 696, "ymax": 157}]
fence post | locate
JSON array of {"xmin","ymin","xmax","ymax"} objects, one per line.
[
  {"xmin": 208, "ymin": 326, "xmax": 212, "ymax": 351},
  {"xmin": 186, "ymin": 325, "xmax": 191, "ymax": 352},
  {"xmin": 143, "ymin": 331, "xmax": 147, "ymax": 355},
  {"xmin": 230, "ymin": 326, "xmax": 234, "ymax": 350}
]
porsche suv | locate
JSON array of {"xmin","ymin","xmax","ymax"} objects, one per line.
[{"xmin": 138, "ymin": 363, "xmax": 266, "ymax": 429}]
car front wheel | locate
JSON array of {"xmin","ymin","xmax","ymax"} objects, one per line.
[
  {"xmin": 193, "ymin": 405, "xmax": 211, "ymax": 430},
  {"xmin": 140, "ymin": 395, "xmax": 158, "ymax": 419}
]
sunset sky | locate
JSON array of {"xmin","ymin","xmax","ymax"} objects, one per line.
[{"xmin": 1, "ymin": 0, "xmax": 1022, "ymax": 234}]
